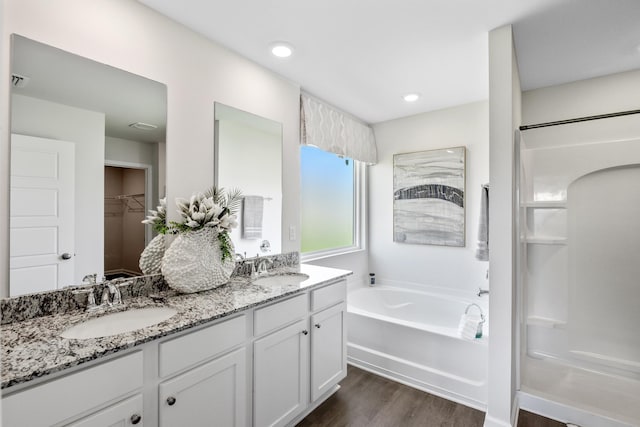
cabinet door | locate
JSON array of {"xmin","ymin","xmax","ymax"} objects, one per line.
[
  {"xmin": 159, "ymin": 348, "xmax": 246, "ymax": 427},
  {"xmin": 310, "ymin": 303, "xmax": 346, "ymax": 401},
  {"xmin": 254, "ymin": 318, "xmax": 309, "ymax": 427},
  {"xmin": 67, "ymin": 394, "xmax": 143, "ymax": 427}
]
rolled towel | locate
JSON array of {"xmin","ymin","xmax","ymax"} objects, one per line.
[
  {"xmin": 458, "ymin": 314, "xmax": 484, "ymax": 339},
  {"xmin": 475, "ymin": 184, "xmax": 489, "ymax": 261}
]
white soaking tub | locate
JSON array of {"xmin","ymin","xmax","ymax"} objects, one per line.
[{"xmin": 347, "ymin": 285, "xmax": 488, "ymax": 409}]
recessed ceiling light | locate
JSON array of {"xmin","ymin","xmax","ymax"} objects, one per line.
[
  {"xmin": 129, "ymin": 122, "xmax": 157, "ymax": 131},
  {"xmin": 271, "ymin": 42, "xmax": 294, "ymax": 58},
  {"xmin": 403, "ymin": 93, "xmax": 420, "ymax": 102}
]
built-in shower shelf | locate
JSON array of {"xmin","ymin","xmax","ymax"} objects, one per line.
[
  {"xmin": 520, "ymin": 201, "xmax": 567, "ymax": 209},
  {"xmin": 527, "ymin": 316, "xmax": 566, "ymax": 328},
  {"xmin": 522, "ymin": 236, "xmax": 567, "ymax": 245}
]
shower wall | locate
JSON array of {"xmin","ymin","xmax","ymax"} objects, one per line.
[
  {"xmin": 517, "ymin": 69, "xmax": 640, "ymax": 426},
  {"xmin": 518, "ymin": 125, "xmax": 640, "ymax": 425}
]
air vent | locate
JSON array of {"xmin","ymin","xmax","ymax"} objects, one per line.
[
  {"xmin": 128, "ymin": 122, "xmax": 158, "ymax": 131},
  {"xmin": 11, "ymin": 74, "xmax": 30, "ymax": 88}
]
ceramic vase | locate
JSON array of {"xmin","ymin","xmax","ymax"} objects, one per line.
[
  {"xmin": 139, "ymin": 234, "xmax": 166, "ymax": 275},
  {"xmin": 161, "ymin": 227, "xmax": 235, "ymax": 293}
]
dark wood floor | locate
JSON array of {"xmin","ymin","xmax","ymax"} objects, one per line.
[{"xmin": 297, "ymin": 365, "xmax": 565, "ymax": 427}]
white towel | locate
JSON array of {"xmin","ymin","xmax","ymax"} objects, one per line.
[
  {"xmin": 475, "ymin": 184, "xmax": 489, "ymax": 261},
  {"xmin": 458, "ymin": 314, "xmax": 484, "ymax": 339},
  {"xmin": 242, "ymin": 196, "xmax": 264, "ymax": 239}
]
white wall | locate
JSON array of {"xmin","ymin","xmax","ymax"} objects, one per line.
[
  {"xmin": 523, "ymin": 69, "xmax": 640, "ymax": 125},
  {"xmin": 11, "ymin": 94, "xmax": 105, "ymax": 285},
  {"xmin": 217, "ymin": 119, "xmax": 282, "ymax": 256},
  {"xmin": 1, "ymin": 0, "xmax": 301, "ymax": 294},
  {"xmin": 368, "ymin": 101, "xmax": 489, "ymax": 294},
  {"xmin": 485, "ymin": 24, "xmax": 520, "ymax": 427}
]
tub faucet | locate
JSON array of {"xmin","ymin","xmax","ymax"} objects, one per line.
[{"xmin": 477, "ymin": 287, "xmax": 489, "ymax": 297}]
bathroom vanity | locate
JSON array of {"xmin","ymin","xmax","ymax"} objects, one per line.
[{"xmin": 1, "ymin": 263, "xmax": 350, "ymax": 427}]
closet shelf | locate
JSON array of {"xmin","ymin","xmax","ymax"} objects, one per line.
[{"xmin": 105, "ymin": 193, "xmax": 145, "ymax": 213}]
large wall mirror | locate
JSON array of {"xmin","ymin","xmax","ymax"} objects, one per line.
[
  {"xmin": 8, "ymin": 35, "xmax": 167, "ymax": 297},
  {"xmin": 214, "ymin": 103, "xmax": 282, "ymax": 257}
]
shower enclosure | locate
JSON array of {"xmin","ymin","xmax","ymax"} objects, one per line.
[{"xmin": 517, "ymin": 112, "xmax": 640, "ymax": 426}]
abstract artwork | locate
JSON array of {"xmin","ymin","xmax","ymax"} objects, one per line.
[{"xmin": 393, "ymin": 147, "xmax": 465, "ymax": 246}]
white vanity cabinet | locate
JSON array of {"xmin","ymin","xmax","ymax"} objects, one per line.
[
  {"xmin": 2, "ymin": 352, "xmax": 144, "ymax": 427},
  {"xmin": 253, "ymin": 293, "xmax": 310, "ymax": 427},
  {"xmin": 310, "ymin": 302, "xmax": 347, "ymax": 402},
  {"xmin": 2, "ymin": 275, "xmax": 349, "ymax": 427},
  {"xmin": 67, "ymin": 395, "xmax": 144, "ymax": 427},
  {"xmin": 159, "ymin": 348, "xmax": 247, "ymax": 427},
  {"xmin": 157, "ymin": 315, "xmax": 248, "ymax": 427},
  {"xmin": 253, "ymin": 280, "xmax": 347, "ymax": 427}
]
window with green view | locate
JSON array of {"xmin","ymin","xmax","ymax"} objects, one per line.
[{"xmin": 301, "ymin": 145, "xmax": 355, "ymax": 253}]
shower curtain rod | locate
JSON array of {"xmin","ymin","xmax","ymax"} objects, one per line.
[{"xmin": 519, "ymin": 108, "xmax": 640, "ymax": 131}]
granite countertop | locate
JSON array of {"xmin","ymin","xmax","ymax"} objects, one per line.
[{"xmin": 1, "ymin": 263, "xmax": 351, "ymax": 390}]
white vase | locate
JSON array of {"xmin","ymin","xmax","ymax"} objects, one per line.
[
  {"xmin": 161, "ymin": 227, "xmax": 236, "ymax": 293},
  {"xmin": 139, "ymin": 234, "xmax": 165, "ymax": 275}
]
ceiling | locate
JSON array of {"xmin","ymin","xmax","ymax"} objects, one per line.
[
  {"xmin": 138, "ymin": 0, "xmax": 640, "ymax": 124},
  {"xmin": 11, "ymin": 35, "xmax": 167, "ymax": 144}
]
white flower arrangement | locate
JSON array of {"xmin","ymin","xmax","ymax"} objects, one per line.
[
  {"xmin": 141, "ymin": 197, "xmax": 168, "ymax": 234},
  {"xmin": 168, "ymin": 187, "xmax": 242, "ymax": 261},
  {"xmin": 174, "ymin": 193, "xmax": 238, "ymax": 232}
]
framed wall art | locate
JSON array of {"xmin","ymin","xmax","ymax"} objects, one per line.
[{"xmin": 393, "ymin": 146, "xmax": 466, "ymax": 246}]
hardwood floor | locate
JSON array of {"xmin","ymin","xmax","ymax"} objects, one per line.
[
  {"xmin": 297, "ymin": 365, "xmax": 566, "ymax": 427},
  {"xmin": 297, "ymin": 365, "xmax": 484, "ymax": 427}
]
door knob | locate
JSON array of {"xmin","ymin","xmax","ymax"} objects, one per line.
[
  {"xmin": 130, "ymin": 414, "xmax": 142, "ymax": 424},
  {"xmin": 167, "ymin": 396, "xmax": 176, "ymax": 406},
  {"xmin": 315, "ymin": 323, "xmax": 321, "ymax": 328},
  {"xmin": 302, "ymin": 330, "xmax": 309, "ymax": 335},
  {"xmin": 61, "ymin": 253, "xmax": 72, "ymax": 260}
]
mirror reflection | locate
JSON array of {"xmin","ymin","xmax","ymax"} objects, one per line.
[
  {"xmin": 214, "ymin": 103, "xmax": 282, "ymax": 257},
  {"xmin": 9, "ymin": 35, "xmax": 167, "ymax": 296}
]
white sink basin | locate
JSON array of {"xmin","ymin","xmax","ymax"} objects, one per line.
[
  {"xmin": 60, "ymin": 307, "xmax": 178, "ymax": 339},
  {"xmin": 252, "ymin": 273, "xmax": 310, "ymax": 287}
]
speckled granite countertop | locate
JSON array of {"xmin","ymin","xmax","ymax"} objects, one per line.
[{"xmin": 1, "ymin": 263, "xmax": 351, "ymax": 390}]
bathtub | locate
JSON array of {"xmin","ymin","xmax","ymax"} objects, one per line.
[{"xmin": 347, "ymin": 285, "xmax": 488, "ymax": 410}]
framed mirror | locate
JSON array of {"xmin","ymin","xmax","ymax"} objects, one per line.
[
  {"xmin": 8, "ymin": 35, "xmax": 167, "ymax": 296},
  {"xmin": 214, "ymin": 103, "xmax": 282, "ymax": 257}
]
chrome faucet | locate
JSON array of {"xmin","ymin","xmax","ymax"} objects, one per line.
[
  {"xmin": 82, "ymin": 273, "xmax": 97, "ymax": 284},
  {"xmin": 256, "ymin": 258, "xmax": 272, "ymax": 275},
  {"xmin": 100, "ymin": 283, "xmax": 119, "ymax": 307},
  {"xmin": 477, "ymin": 287, "xmax": 489, "ymax": 297}
]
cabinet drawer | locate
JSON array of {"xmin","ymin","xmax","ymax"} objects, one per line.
[
  {"xmin": 311, "ymin": 280, "xmax": 346, "ymax": 311},
  {"xmin": 2, "ymin": 352, "xmax": 143, "ymax": 427},
  {"xmin": 67, "ymin": 394, "xmax": 143, "ymax": 427},
  {"xmin": 159, "ymin": 314, "xmax": 246, "ymax": 378},
  {"xmin": 254, "ymin": 293, "xmax": 308, "ymax": 336}
]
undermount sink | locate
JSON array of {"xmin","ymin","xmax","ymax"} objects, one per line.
[
  {"xmin": 252, "ymin": 273, "xmax": 310, "ymax": 287},
  {"xmin": 60, "ymin": 307, "xmax": 178, "ymax": 339}
]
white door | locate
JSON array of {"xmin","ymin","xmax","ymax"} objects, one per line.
[
  {"xmin": 310, "ymin": 303, "xmax": 347, "ymax": 401},
  {"xmin": 159, "ymin": 348, "xmax": 247, "ymax": 427},
  {"xmin": 253, "ymin": 319, "xmax": 309, "ymax": 427},
  {"xmin": 10, "ymin": 134, "xmax": 75, "ymax": 296}
]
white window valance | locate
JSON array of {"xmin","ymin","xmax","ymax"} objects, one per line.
[{"xmin": 300, "ymin": 93, "xmax": 377, "ymax": 165}]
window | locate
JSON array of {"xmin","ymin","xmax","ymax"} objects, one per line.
[{"xmin": 300, "ymin": 145, "xmax": 363, "ymax": 258}]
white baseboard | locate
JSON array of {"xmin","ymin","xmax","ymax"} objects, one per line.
[
  {"xmin": 519, "ymin": 391, "xmax": 636, "ymax": 427},
  {"xmin": 483, "ymin": 414, "xmax": 514, "ymax": 427}
]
